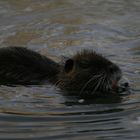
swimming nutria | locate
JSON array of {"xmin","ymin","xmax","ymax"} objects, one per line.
[{"xmin": 0, "ymin": 46, "xmax": 126, "ymax": 96}]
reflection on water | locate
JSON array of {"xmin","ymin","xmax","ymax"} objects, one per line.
[
  {"xmin": 4, "ymin": 31, "xmax": 41, "ymax": 46},
  {"xmin": 0, "ymin": 0, "xmax": 140, "ymax": 139}
]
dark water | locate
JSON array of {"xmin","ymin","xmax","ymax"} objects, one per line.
[{"xmin": 0, "ymin": 0, "xmax": 140, "ymax": 139}]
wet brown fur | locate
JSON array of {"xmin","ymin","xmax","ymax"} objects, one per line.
[{"xmin": 0, "ymin": 47, "xmax": 122, "ymax": 96}]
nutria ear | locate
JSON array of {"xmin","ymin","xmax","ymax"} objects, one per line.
[{"xmin": 64, "ymin": 59, "xmax": 74, "ymax": 73}]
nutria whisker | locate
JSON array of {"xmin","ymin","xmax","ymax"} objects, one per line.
[
  {"xmin": 79, "ymin": 73, "xmax": 104, "ymax": 95},
  {"xmin": 91, "ymin": 79, "xmax": 102, "ymax": 94},
  {"xmin": 104, "ymin": 77, "xmax": 108, "ymax": 92},
  {"xmin": 55, "ymin": 79, "xmax": 65, "ymax": 88},
  {"xmin": 101, "ymin": 74, "xmax": 107, "ymax": 92},
  {"xmin": 54, "ymin": 79, "xmax": 62, "ymax": 87},
  {"xmin": 106, "ymin": 79, "xmax": 111, "ymax": 92},
  {"xmin": 101, "ymin": 75, "xmax": 106, "ymax": 89},
  {"xmin": 99, "ymin": 74, "xmax": 106, "ymax": 91},
  {"xmin": 80, "ymin": 73, "xmax": 103, "ymax": 94},
  {"xmin": 106, "ymin": 77, "xmax": 112, "ymax": 92},
  {"xmin": 91, "ymin": 74, "xmax": 106, "ymax": 94}
]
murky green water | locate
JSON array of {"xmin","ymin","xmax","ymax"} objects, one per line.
[{"xmin": 0, "ymin": 0, "xmax": 140, "ymax": 139}]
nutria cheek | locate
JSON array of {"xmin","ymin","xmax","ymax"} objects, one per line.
[{"xmin": 111, "ymin": 80, "xmax": 118, "ymax": 90}]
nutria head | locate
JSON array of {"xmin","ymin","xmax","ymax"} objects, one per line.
[{"xmin": 58, "ymin": 50, "xmax": 122, "ymax": 96}]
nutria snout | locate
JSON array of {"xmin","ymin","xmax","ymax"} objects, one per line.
[{"xmin": 0, "ymin": 47, "xmax": 127, "ymax": 96}]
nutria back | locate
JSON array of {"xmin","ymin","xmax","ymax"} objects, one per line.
[{"xmin": 0, "ymin": 47, "xmax": 59, "ymax": 85}]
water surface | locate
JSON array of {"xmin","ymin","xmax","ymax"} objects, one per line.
[{"xmin": 0, "ymin": 0, "xmax": 140, "ymax": 140}]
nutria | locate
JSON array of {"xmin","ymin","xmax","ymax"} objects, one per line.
[{"xmin": 0, "ymin": 46, "xmax": 127, "ymax": 96}]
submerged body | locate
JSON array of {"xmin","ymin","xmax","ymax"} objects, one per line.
[{"xmin": 0, "ymin": 47, "xmax": 124, "ymax": 96}]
